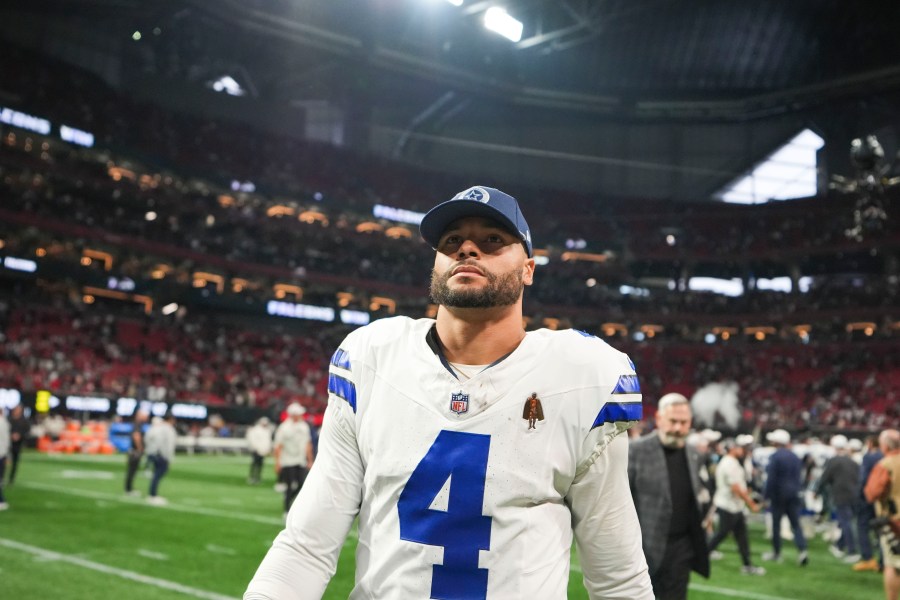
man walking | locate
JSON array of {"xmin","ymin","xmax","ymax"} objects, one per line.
[
  {"xmin": 708, "ymin": 438, "xmax": 765, "ymax": 575},
  {"xmin": 629, "ymin": 393, "xmax": 710, "ymax": 599},
  {"xmin": 762, "ymin": 429, "xmax": 809, "ymax": 566}
]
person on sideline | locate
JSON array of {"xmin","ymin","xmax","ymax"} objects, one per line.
[
  {"xmin": 629, "ymin": 393, "xmax": 710, "ymax": 599},
  {"xmin": 245, "ymin": 186, "xmax": 652, "ymax": 599},
  {"xmin": 246, "ymin": 416, "xmax": 274, "ymax": 485},
  {"xmin": 0, "ymin": 408, "xmax": 10, "ymax": 509},
  {"xmin": 124, "ymin": 410, "xmax": 149, "ymax": 496},
  {"xmin": 7, "ymin": 404, "xmax": 30, "ymax": 484},
  {"xmin": 144, "ymin": 414, "xmax": 177, "ymax": 505},
  {"xmin": 273, "ymin": 404, "xmax": 313, "ymax": 517},
  {"xmin": 855, "ymin": 434, "xmax": 884, "ymax": 572},
  {"xmin": 707, "ymin": 438, "xmax": 766, "ymax": 575},
  {"xmin": 761, "ymin": 429, "xmax": 809, "ymax": 566},
  {"xmin": 864, "ymin": 429, "xmax": 900, "ymax": 600},
  {"xmin": 817, "ymin": 434, "xmax": 862, "ymax": 562}
]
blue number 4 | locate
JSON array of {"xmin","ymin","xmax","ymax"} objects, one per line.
[{"xmin": 398, "ymin": 430, "xmax": 492, "ymax": 600}]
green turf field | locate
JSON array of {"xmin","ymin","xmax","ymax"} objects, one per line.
[{"xmin": 0, "ymin": 451, "xmax": 883, "ymax": 599}]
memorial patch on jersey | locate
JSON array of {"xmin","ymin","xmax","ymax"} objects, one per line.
[
  {"xmin": 330, "ymin": 347, "xmax": 351, "ymax": 370},
  {"xmin": 328, "ymin": 373, "xmax": 357, "ymax": 412},
  {"xmin": 449, "ymin": 391, "xmax": 469, "ymax": 415},
  {"xmin": 522, "ymin": 393, "xmax": 544, "ymax": 429}
]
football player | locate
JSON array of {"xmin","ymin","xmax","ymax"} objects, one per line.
[{"xmin": 246, "ymin": 186, "xmax": 651, "ymax": 599}]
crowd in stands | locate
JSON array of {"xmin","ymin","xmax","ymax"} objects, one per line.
[{"xmin": 0, "ymin": 38, "xmax": 898, "ymax": 431}]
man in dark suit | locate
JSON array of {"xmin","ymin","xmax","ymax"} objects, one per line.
[{"xmin": 629, "ymin": 393, "xmax": 710, "ymax": 599}]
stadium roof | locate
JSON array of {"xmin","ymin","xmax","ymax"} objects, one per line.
[{"xmin": 2, "ymin": 0, "xmax": 900, "ymax": 199}]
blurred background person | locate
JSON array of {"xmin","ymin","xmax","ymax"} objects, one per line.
[
  {"xmin": 817, "ymin": 434, "xmax": 861, "ymax": 563},
  {"xmin": 273, "ymin": 403, "xmax": 313, "ymax": 518},
  {"xmin": 0, "ymin": 408, "xmax": 9, "ymax": 510},
  {"xmin": 864, "ymin": 429, "xmax": 900, "ymax": 600},
  {"xmin": 855, "ymin": 434, "xmax": 885, "ymax": 572},
  {"xmin": 124, "ymin": 409, "xmax": 148, "ymax": 497},
  {"xmin": 145, "ymin": 414, "xmax": 177, "ymax": 505},
  {"xmin": 629, "ymin": 393, "xmax": 710, "ymax": 599},
  {"xmin": 7, "ymin": 404, "xmax": 30, "ymax": 485},
  {"xmin": 707, "ymin": 438, "xmax": 765, "ymax": 575},
  {"xmin": 246, "ymin": 416, "xmax": 274, "ymax": 485},
  {"xmin": 762, "ymin": 429, "xmax": 809, "ymax": 566}
]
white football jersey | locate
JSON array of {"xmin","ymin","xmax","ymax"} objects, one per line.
[{"xmin": 246, "ymin": 317, "xmax": 651, "ymax": 600}]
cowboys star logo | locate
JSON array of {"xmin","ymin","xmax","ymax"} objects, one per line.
[
  {"xmin": 454, "ymin": 186, "xmax": 490, "ymax": 203},
  {"xmin": 450, "ymin": 391, "xmax": 469, "ymax": 415}
]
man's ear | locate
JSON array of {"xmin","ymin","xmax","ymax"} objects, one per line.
[{"xmin": 522, "ymin": 258, "xmax": 536, "ymax": 286}]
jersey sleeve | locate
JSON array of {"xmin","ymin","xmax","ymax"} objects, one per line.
[
  {"xmin": 244, "ymin": 338, "xmax": 365, "ymax": 600},
  {"xmin": 567, "ymin": 434, "xmax": 654, "ymax": 599}
]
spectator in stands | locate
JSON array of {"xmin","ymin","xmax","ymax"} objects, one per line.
[
  {"xmin": 864, "ymin": 429, "xmax": 900, "ymax": 600},
  {"xmin": 273, "ymin": 404, "xmax": 313, "ymax": 518},
  {"xmin": 0, "ymin": 408, "xmax": 9, "ymax": 510},
  {"xmin": 817, "ymin": 434, "xmax": 862, "ymax": 563},
  {"xmin": 854, "ymin": 434, "xmax": 884, "ymax": 572},
  {"xmin": 124, "ymin": 409, "xmax": 148, "ymax": 497},
  {"xmin": 246, "ymin": 416, "xmax": 274, "ymax": 485},
  {"xmin": 7, "ymin": 404, "xmax": 30, "ymax": 485},
  {"xmin": 145, "ymin": 414, "xmax": 177, "ymax": 505},
  {"xmin": 762, "ymin": 429, "xmax": 809, "ymax": 566},
  {"xmin": 708, "ymin": 438, "xmax": 765, "ymax": 575},
  {"xmin": 628, "ymin": 393, "xmax": 710, "ymax": 599}
]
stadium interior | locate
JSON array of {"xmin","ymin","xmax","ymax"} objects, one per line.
[{"xmin": 0, "ymin": 3, "xmax": 899, "ymax": 598}]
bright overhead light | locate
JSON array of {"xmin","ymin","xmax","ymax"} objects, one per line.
[
  {"xmin": 484, "ymin": 7, "xmax": 523, "ymax": 42},
  {"xmin": 162, "ymin": 303, "xmax": 179, "ymax": 315}
]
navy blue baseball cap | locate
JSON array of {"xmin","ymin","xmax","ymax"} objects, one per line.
[{"xmin": 419, "ymin": 186, "xmax": 533, "ymax": 257}]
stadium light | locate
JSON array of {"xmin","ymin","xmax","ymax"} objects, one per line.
[
  {"xmin": 483, "ymin": 7, "xmax": 523, "ymax": 42},
  {"xmin": 162, "ymin": 302, "xmax": 179, "ymax": 315}
]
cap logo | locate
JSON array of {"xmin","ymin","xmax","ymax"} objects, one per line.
[{"xmin": 454, "ymin": 186, "xmax": 490, "ymax": 203}]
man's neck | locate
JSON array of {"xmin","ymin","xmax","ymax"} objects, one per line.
[{"xmin": 434, "ymin": 305, "xmax": 525, "ymax": 365}]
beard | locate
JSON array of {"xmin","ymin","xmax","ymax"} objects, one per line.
[
  {"xmin": 659, "ymin": 432, "xmax": 687, "ymax": 449},
  {"xmin": 430, "ymin": 263, "xmax": 523, "ymax": 308}
]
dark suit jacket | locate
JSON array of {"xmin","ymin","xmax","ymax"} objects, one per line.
[{"xmin": 628, "ymin": 433, "xmax": 710, "ymax": 578}]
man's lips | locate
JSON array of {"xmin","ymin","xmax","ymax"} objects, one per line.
[{"xmin": 451, "ymin": 265, "xmax": 484, "ymax": 276}]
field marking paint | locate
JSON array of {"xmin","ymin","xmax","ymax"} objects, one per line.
[
  {"xmin": 0, "ymin": 537, "xmax": 236, "ymax": 600},
  {"xmin": 568, "ymin": 562, "xmax": 799, "ymax": 600},
  {"xmin": 137, "ymin": 548, "xmax": 170, "ymax": 561},
  {"xmin": 205, "ymin": 544, "xmax": 237, "ymax": 556},
  {"xmin": 61, "ymin": 469, "xmax": 114, "ymax": 479},
  {"xmin": 21, "ymin": 481, "xmax": 283, "ymax": 526}
]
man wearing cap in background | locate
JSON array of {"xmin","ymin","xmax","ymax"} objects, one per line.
[
  {"xmin": 246, "ymin": 416, "xmax": 274, "ymax": 485},
  {"xmin": 816, "ymin": 434, "xmax": 861, "ymax": 563},
  {"xmin": 629, "ymin": 393, "xmax": 710, "ymax": 599},
  {"xmin": 762, "ymin": 429, "xmax": 809, "ymax": 566},
  {"xmin": 246, "ymin": 186, "xmax": 653, "ymax": 599},
  {"xmin": 273, "ymin": 403, "xmax": 313, "ymax": 518},
  {"xmin": 707, "ymin": 437, "xmax": 766, "ymax": 576}
]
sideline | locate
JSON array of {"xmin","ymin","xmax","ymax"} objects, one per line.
[
  {"xmin": 569, "ymin": 562, "xmax": 800, "ymax": 600},
  {"xmin": 20, "ymin": 481, "xmax": 283, "ymax": 526},
  {"xmin": 0, "ymin": 537, "xmax": 237, "ymax": 600}
]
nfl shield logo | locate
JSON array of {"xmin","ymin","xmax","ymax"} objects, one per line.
[{"xmin": 450, "ymin": 391, "xmax": 469, "ymax": 415}]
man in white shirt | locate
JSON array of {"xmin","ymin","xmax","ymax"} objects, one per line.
[
  {"xmin": 0, "ymin": 409, "xmax": 10, "ymax": 510},
  {"xmin": 246, "ymin": 417, "xmax": 274, "ymax": 485},
  {"xmin": 273, "ymin": 404, "xmax": 314, "ymax": 516},
  {"xmin": 144, "ymin": 414, "xmax": 177, "ymax": 505},
  {"xmin": 245, "ymin": 186, "xmax": 652, "ymax": 599},
  {"xmin": 708, "ymin": 438, "xmax": 765, "ymax": 575}
]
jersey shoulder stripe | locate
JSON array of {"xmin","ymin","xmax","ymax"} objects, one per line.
[
  {"xmin": 592, "ymin": 401, "xmax": 642, "ymax": 428},
  {"xmin": 330, "ymin": 347, "xmax": 351, "ymax": 370},
  {"xmin": 328, "ymin": 373, "xmax": 357, "ymax": 412},
  {"xmin": 612, "ymin": 373, "xmax": 640, "ymax": 394}
]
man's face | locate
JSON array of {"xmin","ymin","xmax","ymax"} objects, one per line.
[
  {"xmin": 656, "ymin": 403, "xmax": 692, "ymax": 448},
  {"xmin": 430, "ymin": 217, "xmax": 534, "ymax": 309}
]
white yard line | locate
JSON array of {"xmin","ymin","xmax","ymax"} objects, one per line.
[
  {"xmin": 569, "ymin": 562, "xmax": 800, "ymax": 600},
  {"xmin": 20, "ymin": 481, "xmax": 283, "ymax": 526},
  {"xmin": 0, "ymin": 537, "xmax": 237, "ymax": 600}
]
